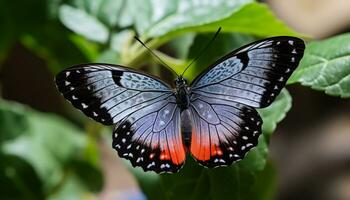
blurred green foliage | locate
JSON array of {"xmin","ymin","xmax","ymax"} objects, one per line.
[{"xmin": 1, "ymin": 0, "xmax": 350, "ymax": 200}]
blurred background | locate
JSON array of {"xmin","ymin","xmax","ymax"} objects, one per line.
[{"xmin": 1, "ymin": 0, "xmax": 350, "ymax": 200}]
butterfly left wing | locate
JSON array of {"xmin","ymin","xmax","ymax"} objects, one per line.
[
  {"xmin": 188, "ymin": 96, "xmax": 262, "ymax": 167},
  {"xmin": 55, "ymin": 64, "xmax": 186, "ymax": 173}
]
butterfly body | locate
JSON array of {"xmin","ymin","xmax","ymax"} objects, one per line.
[
  {"xmin": 55, "ymin": 36, "xmax": 305, "ymax": 173},
  {"xmin": 174, "ymin": 77, "xmax": 191, "ymax": 110}
]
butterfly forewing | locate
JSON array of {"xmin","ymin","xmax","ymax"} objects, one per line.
[
  {"xmin": 191, "ymin": 36, "xmax": 305, "ymax": 108},
  {"xmin": 55, "ymin": 64, "xmax": 172, "ymax": 125},
  {"xmin": 55, "ymin": 64, "xmax": 186, "ymax": 173}
]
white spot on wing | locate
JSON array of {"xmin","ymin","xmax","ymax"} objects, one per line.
[
  {"xmin": 253, "ymin": 131, "xmax": 259, "ymax": 136},
  {"xmin": 246, "ymin": 143, "xmax": 253, "ymax": 147}
]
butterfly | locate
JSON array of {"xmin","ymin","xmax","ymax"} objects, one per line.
[{"xmin": 55, "ymin": 35, "xmax": 305, "ymax": 173}]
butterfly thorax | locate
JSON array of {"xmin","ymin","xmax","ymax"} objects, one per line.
[{"xmin": 174, "ymin": 77, "xmax": 190, "ymax": 110}]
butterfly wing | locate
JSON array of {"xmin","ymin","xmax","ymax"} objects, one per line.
[
  {"xmin": 55, "ymin": 64, "xmax": 186, "ymax": 173},
  {"xmin": 188, "ymin": 96, "xmax": 262, "ymax": 167},
  {"xmin": 191, "ymin": 36, "xmax": 305, "ymax": 108},
  {"xmin": 189, "ymin": 37, "xmax": 305, "ymax": 167},
  {"xmin": 113, "ymin": 97, "xmax": 186, "ymax": 173},
  {"xmin": 55, "ymin": 63, "xmax": 173, "ymax": 125}
]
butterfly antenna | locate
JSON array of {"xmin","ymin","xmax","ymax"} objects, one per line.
[
  {"xmin": 134, "ymin": 36, "xmax": 179, "ymax": 76},
  {"xmin": 181, "ymin": 27, "xmax": 222, "ymax": 77}
]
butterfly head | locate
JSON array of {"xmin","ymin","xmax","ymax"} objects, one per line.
[{"xmin": 174, "ymin": 76, "xmax": 188, "ymax": 88}]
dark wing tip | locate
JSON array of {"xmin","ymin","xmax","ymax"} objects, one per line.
[{"xmin": 54, "ymin": 66, "xmax": 115, "ymax": 125}]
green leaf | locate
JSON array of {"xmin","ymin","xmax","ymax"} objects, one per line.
[
  {"xmin": 244, "ymin": 160, "xmax": 277, "ymax": 200},
  {"xmin": 258, "ymin": 89, "xmax": 292, "ymax": 137},
  {"xmin": 21, "ymin": 23, "xmax": 89, "ymax": 73},
  {"xmin": 0, "ymin": 100, "xmax": 103, "ymax": 197},
  {"xmin": 183, "ymin": 3, "xmax": 301, "ymax": 37},
  {"xmin": 110, "ymin": 30, "xmax": 134, "ymax": 54},
  {"xmin": 97, "ymin": 49, "xmax": 121, "ymax": 63},
  {"xmin": 0, "ymin": 154, "xmax": 45, "ymax": 200},
  {"xmin": 289, "ymin": 33, "xmax": 350, "ymax": 98},
  {"xmin": 131, "ymin": 0, "xmax": 252, "ymax": 37},
  {"xmin": 131, "ymin": 1, "xmax": 300, "ymax": 40},
  {"xmin": 59, "ymin": 4, "xmax": 109, "ymax": 43},
  {"xmin": 167, "ymin": 33, "xmax": 196, "ymax": 59},
  {"xmin": 97, "ymin": 0, "xmax": 126, "ymax": 27},
  {"xmin": 69, "ymin": 159, "xmax": 103, "ymax": 192},
  {"xmin": 0, "ymin": 102, "xmax": 28, "ymax": 143},
  {"xmin": 0, "ymin": 0, "xmax": 47, "ymax": 64},
  {"xmin": 47, "ymin": 174, "xmax": 95, "ymax": 200}
]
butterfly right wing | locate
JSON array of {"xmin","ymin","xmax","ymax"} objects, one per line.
[{"xmin": 187, "ymin": 37, "xmax": 305, "ymax": 168}]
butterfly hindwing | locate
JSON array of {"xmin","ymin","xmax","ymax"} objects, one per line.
[
  {"xmin": 191, "ymin": 36, "xmax": 305, "ymax": 108},
  {"xmin": 112, "ymin": 96, "xmax": 186, "ymax": 173},
  {"xmin": 189, "ymin": 95, "xmax": 262, "ymax": 167},
  {"xmin": 55, "ymin": 64, "xmax": 172, "ymax": 125}
]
